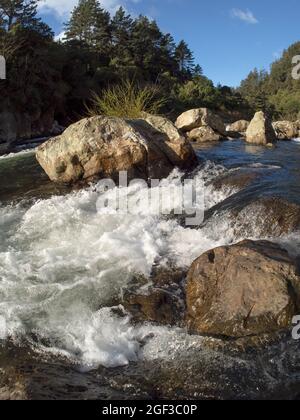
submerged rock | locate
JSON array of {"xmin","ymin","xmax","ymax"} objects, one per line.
[
  {"xmin": 36, "ymin": 116, "xmax": 198, "ymax": 184},
  {"xmin": 1, "ymin": 334, "xmax": 300, "ymax": 400},
  {"xmin": 211, "ymin": 169, "xmax": 261, "ymax": 191},
  {"xmin": 231, "ymin": 196, "xmax": 300, "ymax": 237},
  {"xmin": 124, "ymin": 288, "xmax": 183, "ymax": 325},
  {"xmin": 186, "ymin": 240, "xmax": 300, "ymax": 338},
  {"xmin": 272, "ymin": 121, "xmax": 298, "ymax": 140},
  {"xmin": 0, "ymin": 366, "xmax": 28, "ymax": 400},
  {"xmin": 246, "ymin": 112, "xmax": 277, "ymax": 145},
  {"xmin": 124, "ymin": 267, "xmax": 186, "ymax": 326}
]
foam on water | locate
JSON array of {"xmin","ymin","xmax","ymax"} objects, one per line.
[
  {"xmin": 0, "ymin": 162, "xmax": 271, "ymax": 368},
  {"xmin": 0, "ymin": 149, "xmax": 36, "ymax": 161}
]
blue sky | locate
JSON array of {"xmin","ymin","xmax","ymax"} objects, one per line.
[{"xmin": 37, "ymin": 0, "xmax": 300, "ymax": 87}]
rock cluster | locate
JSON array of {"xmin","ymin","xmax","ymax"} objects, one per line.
[{"xmin": 175, "ymin": 108, "xmax": 226, "ymax": 143}]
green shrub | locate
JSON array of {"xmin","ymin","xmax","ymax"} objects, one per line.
[{"xmin": 87, "ymin": 80, "xmax": 167, "ymax": 118}]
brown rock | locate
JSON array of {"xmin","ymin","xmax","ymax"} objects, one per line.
[
  {"xmin": 125, "ymin": 288, "xmax": 183, "ymax": 325},
  {"xmin": 231, "ymin": 197, "xmax": 300, "ymax": 238},
  {"xmin": 227, "ymin": 120, "xmax": 250, "ymax": 134},
  {"xmin": 246, "ymin": 112, "xmax": 277, "ymax": 145},
  {"xmin": 0, "ymin": 367, "xmax": 28, "ymax": 400},
  {"xmin": 186, "ymin": 240, "xmax": 300, "ymax": 338},
  {"xmin": 212, "ymin": 169, "xmax": 261, "ymax": 191},
  {"xmin": 36, "ymin": 116, "xmax": 198, "ymax": 184},
  {"xmin": 124, "ymin": 267, "xmax": 186, "ymax": 325},
  {"xmin": 187, "ymin": 126, "xmax": 221, "ymax": 143},
  {"xmin": 176, "ymin": 108, "xmax": 226, "ymax": 135},
  {"xmin": 272, "ymin": 121, "xmax": 298, "ymax": 140},
  {"xmin": 140, "ymin": 113, "xmax": 197, "ymax": 168},
  {"xmin": 201, "ymin": 108, "xmax": 226, "ymax": 136},
  {"xmin": 175, "ymin": 109, "xmax": 203, "ymax": 132}
]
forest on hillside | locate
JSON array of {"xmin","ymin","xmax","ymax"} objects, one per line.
[
  {"xmin": 0, "ymin": 0, "xmax": 300, "ymax": 134},
  {"xmin": 239, "ymin": 42, "xmax": 300, "ymax": 120}
]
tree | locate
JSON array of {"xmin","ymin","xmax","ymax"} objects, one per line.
[
  {"xmin": 110, "ymin": 6, "xmax": 133, "ymax": 65},
  {"xmin": 176, "ymin": 75, "xmax": 220, "ymax": 109},
  {"xmin": 0, "ymin": 0, "xmax": 52, "ymax": 36},
  {"xmin": 129, "ymin": 16, "xmax": 163, "ymax": 76},
  {"xmin": 175, "ymin": 40, "xmax": 194, "ymax": 74},
  {"xmin": 193, "ymin": 64, "xmax": 203, "ymax": 77},
  {"xmin": 239, "ymin": 68, "xmax": 269, "ymax": 112},
  {"xmin": 64, "ymin": 0, "xmax": 111, "ymax": 54},
  {"xmin": 0, "ymin": 0, "xmax": 211, "ymax": 137}
]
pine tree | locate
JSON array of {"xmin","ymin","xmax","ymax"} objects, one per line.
[
  {"xmin": 64, "ymin": 0, "xmax": 111, "ymax": 54},
  {"xmin": 239, "ymin": 68, "xmax": 269, "ymax": 112},
  {"xmin": 0, "ymin": 0, "xmax": 52, "ymax": 36},
  {"xmin": 157, "ymin": 33, "xmax": 177, "ymax": 74},
  {"xmin": 129, "ymin": 16, "xmax": 165, "ymax": 79},
  {"xmin": 175, "ymin": 40, "xmax": 194, "ymax": 73},
  {"xmin": 193, "ymin": 64, "xmax": 203, "ymax": 77},
  {"xmin": 110, "ymin": 6, "xmax": 133, "ymax": 66}
]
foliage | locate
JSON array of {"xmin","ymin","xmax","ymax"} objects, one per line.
[
  {"xmin": 0, "ymin": 0, "xmax": 250, "ymax": 128},
  {"xmin": 87, "ymin": 79, "xmax": 166, "ymax": 118},
  {"xmin": 238, "ymin": 42, "xmax": 300, "ymax": 120}
]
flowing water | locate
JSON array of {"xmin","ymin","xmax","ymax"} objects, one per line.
[{"xmin": 0, "ymin": 140, "xmax": 300, "ymax": 399}]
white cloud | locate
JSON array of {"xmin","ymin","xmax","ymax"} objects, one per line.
[
  {"xmin": 54, "ymin": 31, "xmax": 66, "ymax": 42},
  {"xmin": 231, "ymin": 8, "xmax": 258, "ymax": 25},
  {"xmin": 38, "ymin": 0, "xmax": 130, "ymax": 18}
]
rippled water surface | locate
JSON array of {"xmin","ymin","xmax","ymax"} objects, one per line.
[{"xmin": 0, "ymin": 140, "xmax": 300, "ymax": 399}]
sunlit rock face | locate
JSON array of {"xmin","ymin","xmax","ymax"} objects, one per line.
[
  {"xmin": 186, "ymin": 240, "xmax": 300, "ymax": 337},
  {"xmin": 246, "ymin": 111, "xmax": 277, "ymax": 145},
  {"xmin": 272, "ymin": 121, "xmax": 298, "ymax": 140},
  {"xmin": 36, "ymin": 115, "xmax": 198, "ymax": 184}
]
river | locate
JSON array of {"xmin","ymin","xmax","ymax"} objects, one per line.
[{"xmin": 0, "ymin": 140, "xmax": 299, "ymax": 399}]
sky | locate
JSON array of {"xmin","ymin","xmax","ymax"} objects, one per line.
[{"xmin": 37, "ymin": 0, "xmax": 300, "ymax": 87}]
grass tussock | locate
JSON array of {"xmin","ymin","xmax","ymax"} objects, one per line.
[{"xmin": 87, "ymin": 80, "xmax": 167, "ymax": 119}]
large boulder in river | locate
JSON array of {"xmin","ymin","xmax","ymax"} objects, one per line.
[
  {"xmin": 176, "ymin": 108, "xmax": 226, "ymax": 136},
  {"xmin": 36, "ymin": 115, "xmax": 198, "ymax": 184},
  {"xmin": 186, "ymin": 240, "xmax": 300, "ymax": 338},
  {"xmin": 246, "ymin": 112, "xmax": 277, "ymax": 145},
  {"xmin": 272, "ymin": 121, "xmax": 298, "ymax": 140},
  {"xmin": 187, "ymin": 126, "xmax": 221, "ymax": 143}
]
